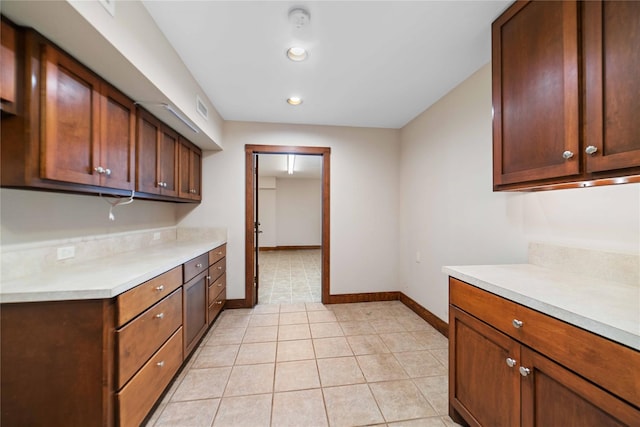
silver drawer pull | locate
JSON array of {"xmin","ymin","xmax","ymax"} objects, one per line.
[
  {"xmin": 157, "ymin": 361, "xmax": 165, "ymax": 368},
  {"xmin": 217, "ymin": 283, "xmax": 223, "ymax": 287},
  {"xmin": 206, "ymin": 276, "xmax": 211, "ymax": 281},
  {"xmin": 196, "ymin": 263, "xmax": 203, "ymax": 268},
  {"xmin": 217, "ymin": 266, "xmax": 223, "ymax": 270},
  {"xmin": 512, "ymin": 319, "xmax": 523, "ymax": 329},
  {"xmin": 216, "ymin": 300, "xmax": 223, "ymax": 305},
  {"xmin": 155, "ymin": 313, "xmax": 165, "ymax": 319},
  {"xmin": 155, "ymin": 285, "xmax": 164, "ymax": 291},
  {"xmin": 519, "ymin": 366, "xmax": 531, "ymax": 377},
  {"xmin": 218, "ymin": 251, "xmax": 223, "ymax": 255},
  {"xmin": 506, "ymin": 357, "xmax": 517, "ymax": 368}
]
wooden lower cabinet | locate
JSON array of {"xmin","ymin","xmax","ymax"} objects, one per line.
[
  {"xmin": 117, "ymin": 327, "xmax": 183, "ymax": 427},
  {"xmin": 207, "ymin": 244, "xmax": 227, "ymax": 325},
  {"xmin": 0, "ymin": 246, "xmax": 226, "ymax": 426},
  {"xmin": 449, "ymin": 278, "xmax": 640, "ymax": 427}
]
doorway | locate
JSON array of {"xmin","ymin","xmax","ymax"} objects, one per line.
[{"xmin": 245, "ymin": 145, "xmax": 331, "ymax": 308}]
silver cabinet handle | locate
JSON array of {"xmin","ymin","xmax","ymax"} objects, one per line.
[
  {"xmin": 94, "ymin": 166, "xmax": 105, "ymax": 174},
  {"xmin": 218, "ymin": 266, "xmax": 223, "ymax": 270},
  {"xmin": 585, "ymin": 145, "xmax": 598, "ymax": 155},
  {"xmin": 104, "ymin": 168, "xmax": 111, "ymax": 176},
  {"xmin": 155, "ymin": 313, "xmax": 165, "ymax": 319},
  {"xmin": 206, "ymin": 275, "xmax": 211, "ymax": 282},
  {"xmin": 217, "ymin": 283, "xmax": 223, "ymax": 287},
  {"xmin": 562, "ymin": 151, "xmax": 574, "ymax": 160},
  {"xmin": 156, "ymin": 285, "xmax": 164, "ymax": 291},
  {"xmin": 506, "ymin": 358, "xmax": 517, "ymax": 368},
  {"xmin": 157, "ymin": 361, "xmax": 165, "ymax": 368},
  {"xmin": 519, "ymin": 366, "xmax": 531, "ymax": 377},
  {"xmin": 512, "ymin": 319, "xmax": 524, "ymax": 329},
  {"xmin": 218, "ymin": 251, "xmax": 223, "ymax": 255},
  {"xmin": 216, "ymin": 300, "xmax": 223, "ymax": 305},
  {"xmin": 196, "ymin": 263, "xmax": 203, "ymax": 268}
]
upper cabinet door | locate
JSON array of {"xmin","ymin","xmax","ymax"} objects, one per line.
[
  {"xmin": 492, "ymin": 1, "xmax": 580, "ymax": 187},
  {"xmin": 100, "ymin": 85, "xmax": 136, "ymax": 191},
  {"xmin": 41, "ymin": 43, "xmax": 101, "ymax": 186},
  {"xmin": 136, "ymin": 108, "xmax": 161, "ymax": 195},
  {"xmin": 158, "ymin": 127, "xmax": 179, "ymax": 197},
  {"xmin": 583, "ymin": 1, "xmax": 640, "ymax": 173},
  {"xmin": 1, "ymin": 18, "xmax": 18, "ymax": 114}
]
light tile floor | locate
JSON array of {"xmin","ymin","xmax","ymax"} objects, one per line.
[
  {"xmin": 145, "ymin": 301, "xmax": 463, "ymax": 427},
  {"xmin": 258, "ymin": 249, "xmax": 321, "ymax": 304}
]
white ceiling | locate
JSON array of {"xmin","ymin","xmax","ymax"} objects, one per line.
[
  {"xmin": 142, "ymin": 1, "xmax": 511, "ymax": 129},
  {"xmin": 258, "ymin": 154, "xmax": 322, "ymax": 179}
]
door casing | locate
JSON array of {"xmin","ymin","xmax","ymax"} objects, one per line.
[{"xmin": 244, "ymin": 144, "xmax": 331, "ymax": 307}]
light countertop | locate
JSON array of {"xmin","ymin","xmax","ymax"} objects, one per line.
[
  {"xmin": 0, "ymin": 238, "xmax": 226, "ymax": 303},
  {"xmin": 443, "ymin": 264, "xmax": 640, "ymax": 351}
]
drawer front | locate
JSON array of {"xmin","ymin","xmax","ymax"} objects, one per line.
[
  {"xmin": 183, "ymin": 253, "xmax": 208, "ymax": 283},
  {"xmin": 117, "ymin": 327, "xmax": 183, "ymax": 427},
  {"xmin": 116, "ymin": 267, "xmax": 182, "ymax": 327},
  {"xmin": 209, "ymin": 258, "xmax": 226, "ymax": 282},
  {"xmin": 208, "ymin": 244, "xmax": 226, "ymax": 265},
  {"xmin": 208, "ymin": 273, "xmax": 226, "ymax": 304},
  {"xmin": 208, "ymin": 288, "xmax": 226, "ymax": 324},
  {"xmin": 117, "ymin": 289, "xmax": 182, "ymax": 389},
  {"xmin": 450, "ymin": 277, "xmax": 518, "ymax": 338},
  {"xmin": 514, "ymin": 302, "xmax": 640, "ymax": 408}
]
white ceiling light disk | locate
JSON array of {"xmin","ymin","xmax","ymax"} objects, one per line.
[
  {"xmin": 287, "ymin": 96, "xmax": 303, "ymax": 106},
  {"xmin": 287, "ymin": 46, "xmax": 308, "ymax": 62}
]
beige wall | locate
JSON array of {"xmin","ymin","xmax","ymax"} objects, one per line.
[
  {"xmin": 177, "ymin": 121, "xmax": 401, "ymax": 300},
  {"xmin": 399, "ymin": 63, "xmax": 640, "ymax": 322},
  {"xmin": 0, "ymin": 188, "xmax": 177, "ymax": 245}
]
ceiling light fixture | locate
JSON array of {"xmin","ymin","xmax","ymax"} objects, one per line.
[
  {"xmin": 287, "ymin": 96, "xmax": 303, "ymax": 106},
  {"xmin": 287, "ymin": 154, "xmax": 295, "ymax": 175},
  {"xmin": 287, "ymin": 46, "xmax": 308, "ymax": 61}
]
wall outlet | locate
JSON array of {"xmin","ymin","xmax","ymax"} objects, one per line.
[
  {"xmin": 57, "ymin": 246, "xmax": 75, "ymax": 260},
  {"xmin": 153, "ymin": 232, "xmax": 161, "ymax": 241}
]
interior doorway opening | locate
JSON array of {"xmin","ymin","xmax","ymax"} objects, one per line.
[{"xmin": 245, "ymin": 145, "xmax": 331, "ymax": 308}]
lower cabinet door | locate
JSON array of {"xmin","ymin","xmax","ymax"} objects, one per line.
[
  {"xmin": 450, "ymin": 306, "xmax": 521, "ymax": 427},
  {"xmin": 117, "ymin": 327, "xmax": 183, "ymax": 427},
  {"xmin": 184, "ymin": 270, "xmax": 208, "ymax": 355},
  {"xmin": 520, "ymin": 347, "xmax": 640, "ymax": 427}
]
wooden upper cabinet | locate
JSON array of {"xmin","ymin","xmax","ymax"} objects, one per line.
[
  {"xmin": 178, "ymin": 137, "xmax": 202, "ymax": 201},
  {"xmin": 583, "ymin": 1, "xmax": 640, "ymax": 173},
  {"xmin": 99, "ymin": 85, "xmax": 136, "ymax": 191},
  {"xmin": 493, "ymin": 0, "xmax": 580, "ymax": 188},
  {"xmin": 1, "ymin": 17, "xmax": 18, "ymax": 114},
  {"xmin": 41, "ymin": 43, "xmax": 101, "ymax": 186},
  {"xmin": 40, "ymin": 43, "xmax": 135, "ymax": 190},
  {"xmin": 492, "ymin": 0, "xmax": 640, "ymax": 190},
  {"xmin": 136, "ymin": 108, "xmax": 179, "ymax": 198}
]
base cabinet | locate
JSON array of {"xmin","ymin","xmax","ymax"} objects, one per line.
[{"xmin": 449, "ymin": 278, "xmax": 640, "ymax": 427}]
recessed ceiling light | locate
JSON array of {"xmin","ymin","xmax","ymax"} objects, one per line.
[
  {"xmin": 287, "ymin": 46, "xmax": 308, "ymax": 61},
  {"xmin": 287, "ymin": 96, "xmax": 303, "ymax": 106}
]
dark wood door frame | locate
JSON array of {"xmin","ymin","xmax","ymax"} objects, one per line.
[{"xmin": 244, "ymin": 144, "xmax": 331, "ymax": 308}]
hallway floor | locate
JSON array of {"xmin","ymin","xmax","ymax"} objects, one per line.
[
  {"xmin": 258, "ymin": 249, "xmax": 321, "ymax": 304},
  {"xmin": 144, "ymin": 301, "xmax": 461, "ymax": 427}
]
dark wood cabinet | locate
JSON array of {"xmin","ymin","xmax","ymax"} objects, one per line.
[
  {"xmin": 207, "ymin": 244, "xmax": 227, "ymax": 325},
  {"xmin": 1, "ymin": 17, "xmax": 19, "ymax": 115},
  {"xmin": 1, "ymin": 23, "xmax": 201, "ymax": 203},
  {"xmin": 178, "ymin": 137, "xmax": 202, "ymax": 201},
  {"xmin": 449, "ymin": 278, "xmax": 640, "ymax": 427},
  {"xmin": 583, "ymin": 0, "xmax": 640, "ymax": 174},
  {"xmin": 136, "ymin": 107, "xmax": 179, "ymax": 198},
  {"xmin": 492, "ymin": 0, "xmax": 640, "ymax": 190}
]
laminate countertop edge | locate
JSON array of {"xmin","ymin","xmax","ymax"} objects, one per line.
[
  {"xmin": 0, "ymin": 238, "xmax": 227, "ymax": 303},
  {"xmin": 443, "ymin": 264, "xmax": 640, "ymax": 351}
]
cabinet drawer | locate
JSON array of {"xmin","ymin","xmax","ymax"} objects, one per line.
[
  {"xmin": 209, "ymin": 244, "xmax": 226, "ymax": 265},
  {"xmin": 117, "ymin": 327, "xmax": 183, "ymax": 427},
  {"xmin": 209, "ymin": 258, "xmax": 226, "ymax": 282},
  {"xmin": 116, "ymin": 267, "xmax": 181, "ymax": 327},
  {"xmin": 117, "ymin": 289, "xmax": 182, "ymax": 389},
  {"xmin": 513, "ymin": 301, "xmax": 640, "ymax": 409},
  {"xmin": 450, "ymin": 277, "xmax": 518, "ymax": 337},
  {"xmin": 208, "ymin": 288, "xmax": 226, "ymax": 324},
  {"xmin": 208, "ymin": 273, "xmax": 226, "ymax": 304},
  {"xmin": 184, "ymin": 253, "xmax": 208, "ymax": 283}
]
